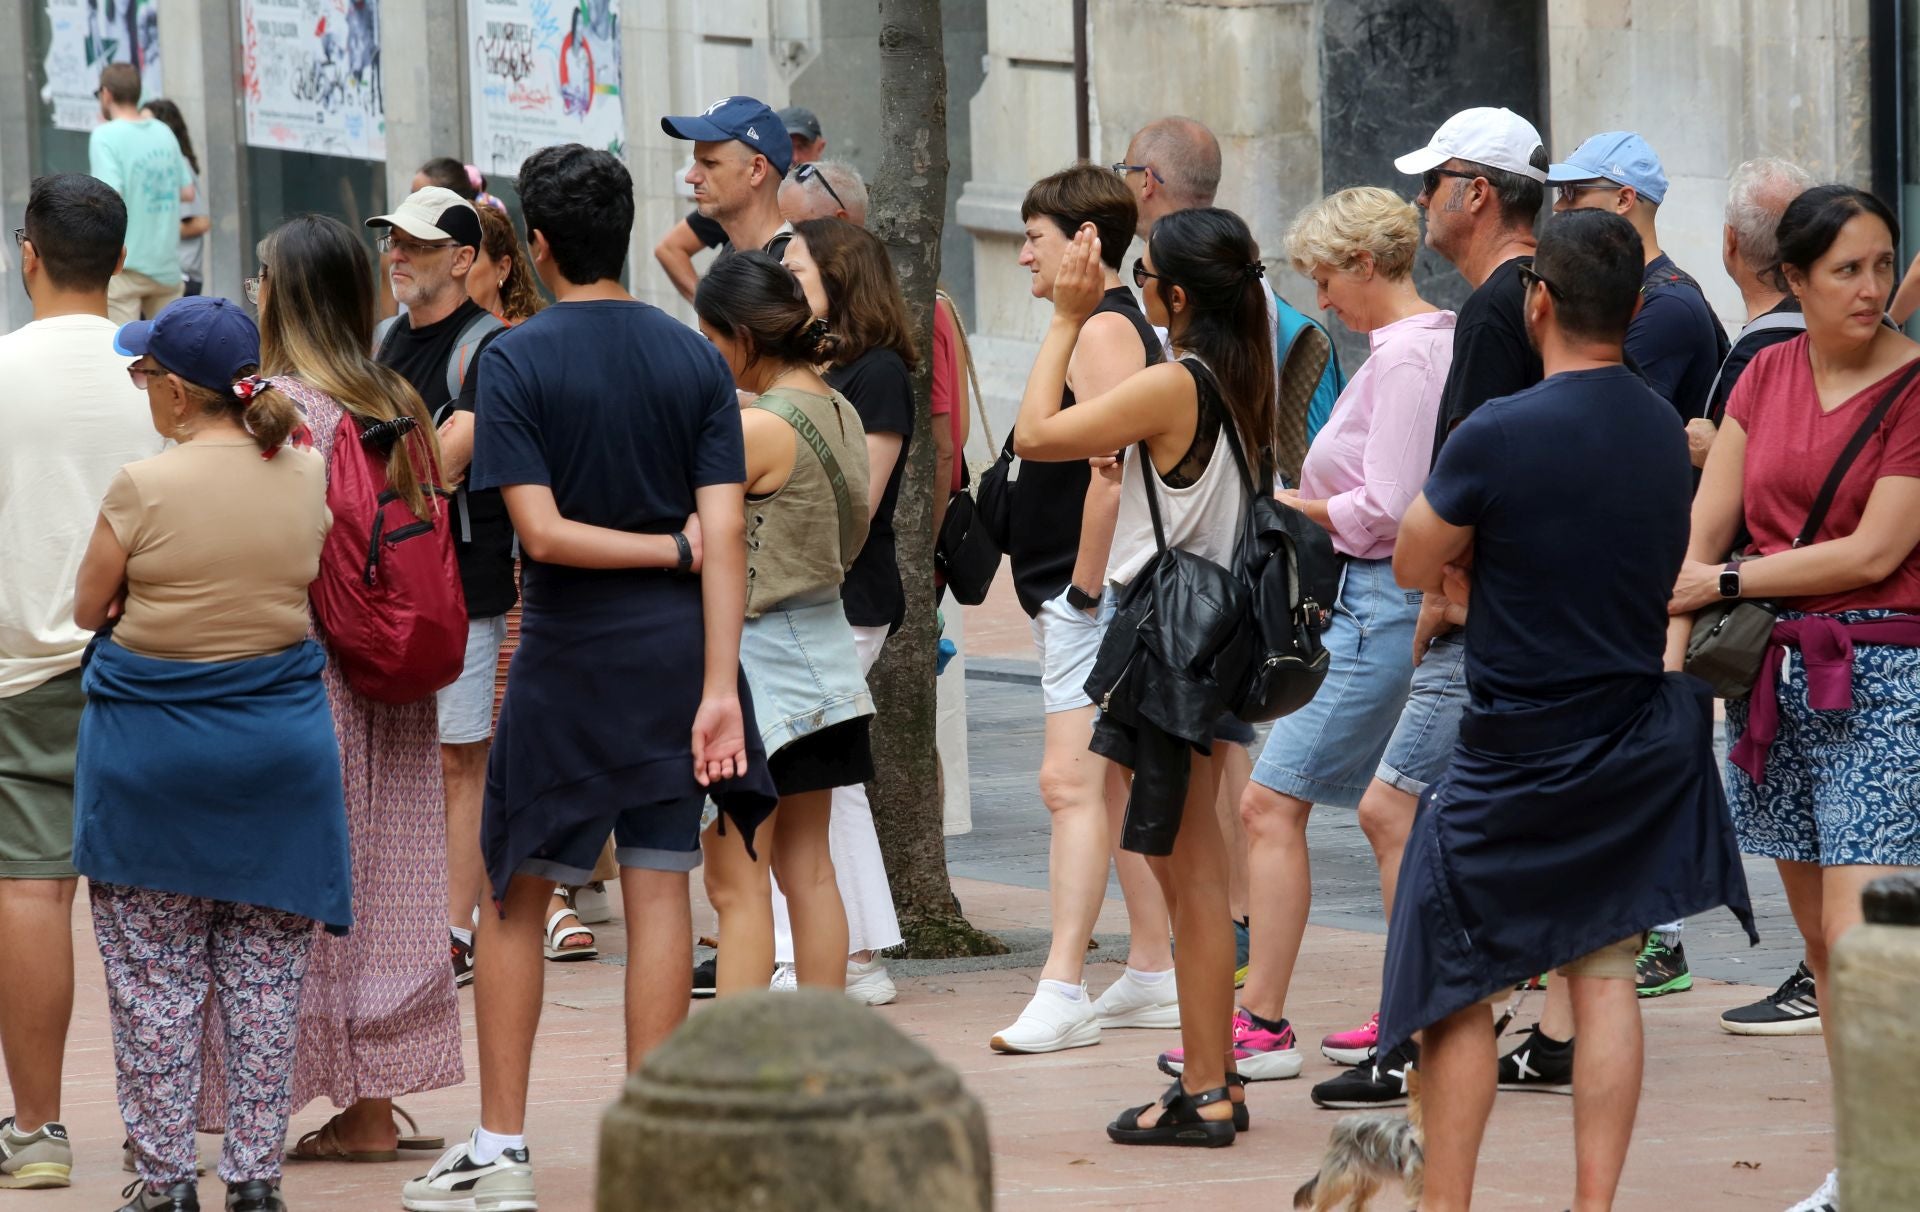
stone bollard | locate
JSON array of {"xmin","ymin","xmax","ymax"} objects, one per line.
[
  {"xmin": 597, "ymin": 988, "xmax": 993, "ymax": 1211},
  {"xmin": 1832, "ymin": 873, "xmax": 1920, "ymax": 1208}
]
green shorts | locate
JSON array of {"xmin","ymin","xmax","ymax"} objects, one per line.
[{"xmin": 0, "ymin": 669, "xmax": 85, "ymax": 878}]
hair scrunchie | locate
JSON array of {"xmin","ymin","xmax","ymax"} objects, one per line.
[
  {"xmin": 1243, "ymin": 261, "xmax": 1267, "ymax": 280},
  {"xmin": 232, "ymin": 375, "xmax": 272, "ymax": 402}
]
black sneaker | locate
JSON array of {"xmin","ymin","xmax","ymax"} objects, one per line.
[
  {"xmin": 691, "ymin": 956, "xmax": 717, "ymax": 1000},
  {"xmin": 1720, "ymin": 962, "xmax": 1821, "ymax": 1037},
  {"xmin": 224, "ymin": 1179, "xmax": 285, "ymax": 1211},
  {"xmin": 1310, "ymin": 1041, "xmax": 1416, "ymax": 1109},
  {"xmin": 450, "ymin": 933, "xmax": 474, "ymax": 989},
  {"xmin": 1497, "ymin": 1024, "xmax": 1573, "ymax": 1093},
  {"xmin": 1635, "ymin": 935, "xmax": 1692, "ymax": 998},
  {"xmin": 117, "ymin": 1180, "xmax": 200, "ymax": 1212}
]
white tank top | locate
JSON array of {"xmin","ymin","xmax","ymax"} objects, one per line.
[{"xmin": 1106, "ymin": 360, "xmax": 1250, "ymax": 586}]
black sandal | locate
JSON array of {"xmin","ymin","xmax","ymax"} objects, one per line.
[
  {"xmin": 1106, "ymin": 1080, "xmax": 1237, "ymax": 1147},
  {"xmin": 1225, "ymin": 1072, "xmax": 1251, "ymax": 1132}
]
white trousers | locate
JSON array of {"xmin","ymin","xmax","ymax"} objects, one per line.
[{"xmin": 773, "ymin": 624, "xmax": 904, "ymax": 962}]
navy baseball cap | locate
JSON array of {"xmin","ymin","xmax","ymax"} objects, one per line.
[
  {"xmin": 114, "ymin": 296, "xmax": 261, "ymax": 394},
  {"xmin": 662, "ymin": 96, "xmax": 793, "ymax": 177},
  {"xmin": 1547, "ymin": 131, "xmax": 1669, "ymax": 204}
]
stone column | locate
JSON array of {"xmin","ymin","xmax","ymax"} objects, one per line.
[
  {"xmin": 599, "ymin": 990, "xmax": 993, "ymax": 1210},
  {"xmin": 1832, "ymin": 873, "xmax": 1920, "ymax": 1207},
  {"xmin": 0, "ymin": 0, "xmax": 30, "ymax": 331},
  {"xmin": 157, "ymin": 0, "xmax": 246, "ymax": 302},
  {"xmin": 380, "ymin": 0, "xmax": 465, "ymax": 207}
]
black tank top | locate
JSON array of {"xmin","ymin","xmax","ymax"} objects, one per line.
[{"xmin": 1006, "ymin": 286, "xmax": 1163, "ymax": 617}]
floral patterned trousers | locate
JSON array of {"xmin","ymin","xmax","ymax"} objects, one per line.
[{"xmin": 90, "ymin": 884, "xmax": 314, "ymax": 1186}]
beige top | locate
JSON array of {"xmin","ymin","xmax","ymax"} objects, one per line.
[
  {"xmin": 744, "ymin": 387, "xmax": 870, "ymax": 617},
  {"xmin": 101, "ymin": 442, "xmax": 332, "ymax": 662}
]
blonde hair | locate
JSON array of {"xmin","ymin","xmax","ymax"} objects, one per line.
[{"xmin": 1286, "ymin": 187, "xmax": 1422, "ymax": 281}]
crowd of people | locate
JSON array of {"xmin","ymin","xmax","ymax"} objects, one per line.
[{"xmin": 0, "ymin": 67, "xmax": 1913, "ymax": 1212}]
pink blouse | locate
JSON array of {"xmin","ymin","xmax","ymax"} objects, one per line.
[{"xmin": 1298, "ymin": 309, "xmax": 1456, "ymax": 559}]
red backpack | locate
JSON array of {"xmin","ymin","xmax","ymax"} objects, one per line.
[{"xmin": 309, "ymin": 413, "xmax": 468, "ymax": 704}]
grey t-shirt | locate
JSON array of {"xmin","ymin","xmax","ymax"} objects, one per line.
[{"xmin": 178, "ymin": 173, "xmax": 207, "ymax": 282}]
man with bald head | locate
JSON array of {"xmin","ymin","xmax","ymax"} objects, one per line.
[
  {"xmin": 1116, "ymin": 116, "xmax": 1222, "ymax": 239},
  {"xmin": 777, "ymin": 160, "xmax": 868, "ymax": 226}
]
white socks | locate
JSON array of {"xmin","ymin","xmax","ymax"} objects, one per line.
[
  {"xmin": 1038, "ymin": 978, "xmax": 1086, "ymax": 1001},
  {"xmin": 470, "ymin": 1126, "xmax": 524, "ymax": 1165}
]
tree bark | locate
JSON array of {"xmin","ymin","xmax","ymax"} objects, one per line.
[{"xmin": 865, "ymin": 0, "xmax": 1004, "ymax": 958}]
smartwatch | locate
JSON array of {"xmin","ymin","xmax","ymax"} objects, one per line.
[
  {"xmin": 1718, "ymin": 561, "xmax": 1741, "ymax": 599},
  {"xmin": 672, "ymin": 531, "xmax": 693, "ymax": 573},
  {"xmin": 1065, "ymin": 584, "xmax": 1102, "ymax": 612}
]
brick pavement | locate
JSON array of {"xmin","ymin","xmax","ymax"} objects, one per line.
[{"xmin": 13, "ymin": 873, "xmax": 1830, "ymax": 1211}]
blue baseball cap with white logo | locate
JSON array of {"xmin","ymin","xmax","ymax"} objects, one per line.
[
  {"xmin": 662, "ymin": 96, "xmax": 793, "ymax": 178},
  {"xmin": 1547, "ymin": 131, "xmax": 1669, "ymax": 204},
  {"xmin": 114, "ymin": 296, "xmax": 261, "ymax": 394}
]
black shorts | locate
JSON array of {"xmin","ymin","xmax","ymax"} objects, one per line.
[{"xmin": 767, "ymin": 717, "xmax": 874, "ymax": 797}]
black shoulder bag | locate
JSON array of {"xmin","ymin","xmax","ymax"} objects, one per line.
[{"xmin": 1686, "ymin": 358, "xmax": 1920, "ymax": 698}]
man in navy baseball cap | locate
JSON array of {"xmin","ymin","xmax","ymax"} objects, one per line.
[
  {"xmin": 113, "ymin": 295, "xmax": 261, "ymax": 393},
  {"xmin": 662, "ymin": 96, "xmax": 793, "ymax": 259}
]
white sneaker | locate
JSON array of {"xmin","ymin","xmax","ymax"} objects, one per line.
[
  {"xmin": 770, "ymin": 964, "xmax": 797, "ymax": 991},
  {"xmin": 990, "ymin": 982, "xmax": 1101, "ymax": 1054},
  {"xmin": 402, "ymin": 1134, "xmax": 536, "ymax": 1211},
  {"xmin": 570, "ymin": 882, "xmax": 612, "ymax": 925},
  {"xmin": 1785, "ymin": 1170, "xmax": 1838, "ymax": 1212},
  {"xmin": 845, "ymin": 957, "xmax": 897, "ymax": 1006},
  {"xmin": 1093, "ymin": 968, "xmax": 1181, "ymax": 1029}
]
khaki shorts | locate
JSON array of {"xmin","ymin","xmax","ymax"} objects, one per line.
[
  {"xmin": 107, "ymin": 268, "xmax": 185, "ymax": 326},
  {"xmin": 1557, "ymin": 932, "xmax": 1646, "ymax": 981},
  {"xmin": 0, "ymin": 669, "xmax": 86, "ymax": 878}
]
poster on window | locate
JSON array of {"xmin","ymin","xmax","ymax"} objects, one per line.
[
  {"xmin": 468, "ymin": 0, "xmax": 624, "ymax": 176},
  {"xmin": 39, "ymin": 0, "xmax": 163, "ymax": 132},
  {"xmin": 241, "ymin": 0, "xmax": 385, "ymax": 161}
]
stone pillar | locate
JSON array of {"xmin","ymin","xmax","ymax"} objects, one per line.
[
  {"xmin": 379, "ymin": 0, "xmax": 465, "ymax": 208},
  {"xmin": 157, "ymin": 0, "xmax": 246, "ymax": 303},
  {"xmin": 1832, "ymin": 873, "xmax": 1920, "ymax": 1207},
  {"xmin": 598, "ymin": 990, "xmax": 993, "ymax": 1211},
  {"xmin": 0, "ymin": 0, "xmax": 30, "ymax": 331}
]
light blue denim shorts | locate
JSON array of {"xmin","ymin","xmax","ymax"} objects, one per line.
[
  {"xmin": 1375, "ymin": 628, "xmax": 1470, "ymax": 796},
  {"xmin": 1252, "ymin": 557, "xmax": 1421, "ymax": 807},
  {"xmin": 435, "ymin": 613, "xmax": 508, "ymax": 745},
  {"xmin": 739, "ymin": 591, "xmax": 875, "ymax": 756}
]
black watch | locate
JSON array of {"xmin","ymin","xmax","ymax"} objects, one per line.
[
  {"xmin": 672, "ymin": 531, "xmax": 693, "ymax": 573},
  {"xmin": 1065, "ymin": 584, "xmax": 1101, "ymax": 611},
  {"xmin": 1718, "ymin": 561, "xmax": 1741, "ymax": 599}
]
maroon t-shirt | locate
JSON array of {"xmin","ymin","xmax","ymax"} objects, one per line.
[{"xmin": 1725, "ymin": 334, "xmax": 1920, "ymax": 614}]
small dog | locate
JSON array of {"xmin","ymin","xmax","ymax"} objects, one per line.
[{"xmin": 1293, "ymin": 1070, "xmax": 1423, "ymax": 1212}]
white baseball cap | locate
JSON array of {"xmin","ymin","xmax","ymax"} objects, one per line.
[{"xmin": 1394, "ymin": 107, "xmax": 1548, "ymax": 183}]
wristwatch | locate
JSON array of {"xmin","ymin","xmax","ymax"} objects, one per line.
[
  {"xmin": 1065, "ymin": 584, "xmax": 1102, "ymax": 611},
  {"xmin": 1718, "ymin": 561, "xmax": 1741, "ymax": 599}
]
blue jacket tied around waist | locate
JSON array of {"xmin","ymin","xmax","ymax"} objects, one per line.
[{"xmin": 74, "ymin": 637, "xmax": 353, "ymax": 934}]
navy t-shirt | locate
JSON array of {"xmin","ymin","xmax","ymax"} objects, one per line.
[
  {"xmin": 470, "ymin": 300, "xmax": 745, "ymax": 598},
  {"xmin": 1628, "ymin": 253, "xmax": 1728, "ymax": 423},
  {"xmin": 1422, "ymin": 365, "xmax": 1691, "ymax": 711},
  {"xmin": 826, "ymin": 348, "xmax": 914, "ymax": 631}
]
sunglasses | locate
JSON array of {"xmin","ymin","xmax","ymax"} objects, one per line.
[
  {"xmin": 1420, "ymin": 167, "xmax": 1480, "ymax": 199},
  {"xmin": 794, "ymin": 163, "xmax": 845, "ymax": 212},
  {"xmin": 126, "ymin": 359, "xmax": 161, "ymax": 390},
  {"xmin": 1554, "ymin": 180, "xmax": 1620, "ymax": 206},
  {"xmin": 1131, "ymin": 257, "xmax": 1166, "ymax": 289},
  {"xmin": 1516, "ymin": 262, "xmax": 1563, "ymax": 300},
  {"xmin": 1110, "ymin": 162, "xmax": 1165, "ymax": 184},
  {"xmin": 244, "ymin": 272, "xmax": 267, "ymax": 306}
]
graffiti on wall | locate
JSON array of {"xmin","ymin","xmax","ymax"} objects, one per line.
[
  {"xmin": 243, "ymin": 0, "xmax": 385, "ymax": 161},
  {"xmin": 469, "ymin": 0, "xmax": 623, "ymax": 175}
]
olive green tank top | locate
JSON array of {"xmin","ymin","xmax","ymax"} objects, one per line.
[{"xmin": 744, "ymin": 386, "xmax": 871, "ymax": 617}]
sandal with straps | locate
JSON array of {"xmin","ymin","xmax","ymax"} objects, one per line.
[
  {"xmin": 1225, "ymin": 1072, "xmax": 1251, "ymax": 1132},
  {"xmin": 1106, "ymin": 1081, "xmax": 1237, "ymax": 1147},
  {"xmin": 543, "ymin": 904, "xmax": 598, "ymax": 962}
]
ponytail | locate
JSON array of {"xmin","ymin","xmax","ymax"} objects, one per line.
[{"xmin": 230, "ymin": 374, "xmax": 303, "ymax": 455}]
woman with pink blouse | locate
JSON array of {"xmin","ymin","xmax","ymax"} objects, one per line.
[{"xmin": 1158, "ymin": 187, "xmax": 1454, "ymax": 1083}]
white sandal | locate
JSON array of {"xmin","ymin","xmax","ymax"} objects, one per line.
[{"xmin": 543, "ymin": 905, "xmax": 598, "ymax": 961}]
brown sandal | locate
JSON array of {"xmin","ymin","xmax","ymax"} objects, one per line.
[
  {"xmin": 286, "ymin": 1116, "xmax": 398, "ymax": 1164},
  {"xmin": 392, "ymin": 1104, "xmax": 444, "ymax": 1152}
]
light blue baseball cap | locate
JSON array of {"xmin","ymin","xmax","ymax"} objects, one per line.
[{"xmin": 1547, "ymin": 131, "xmax": 1669, "ymax": 204}]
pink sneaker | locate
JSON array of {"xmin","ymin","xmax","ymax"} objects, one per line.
[
  {"xmin": 1156, "ymin": 1008, "xmax": 1302, "ymax": 1081},
  {"xmin": 1319, "ymin": 1011, "xmax": 1379, "ymax": 1066}
]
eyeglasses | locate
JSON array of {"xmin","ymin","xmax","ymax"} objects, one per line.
[
  {"xmin": 1554, "ymin": 180, "xmax": 1619, "ymax": 206},
  {"xmin": 1111, "ymin": 162, "xmax": 1165, "ymax": 184},
  {"xmin": 126, "ymin": 360, "xmax": 160, "ymax": 390},
  {"xmin": 1420, "ymin": 167, "xmax": 1480, "ymax": 199},
  {"xmin": 243, "ymin": 273, "xmax": 266, "ymax": 306},
  {"xmin": 1131, "ymin": 257, "xmax": 1166, "ymax": 289},
  {"xmin": 794, "ymin": 163, "xmax": 845, "ymax": 212},
  {"xmin": 377, "ymin": 233, "xmax": 458, "ymax": 256},
  {"xmin": 10, "ymin": 227, "xmax": 23, "ymax": 250},
  {"xmin": 1516, "ymin": 262, "xmax": 1563, "ymax": 300}
]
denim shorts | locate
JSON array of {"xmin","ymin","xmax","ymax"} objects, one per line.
[
  {"xmin": 1252, "ymin": 557, "xmax": 1421, "ymax": 808},
  {"xmin": 738, "ymin": 592, "xmax": 875, "ymax": 755},
  {"xmin": 1376, "ymin": 628, "xmax": 1470, "ymax": 796},
  {"xmin": 436, "ymin": 614, "xmax": 507, "ymax": 744},
  {"xmin": 517, "ymin": 794, "xmax": 708, "ymax": 881},
  {"xmin": 1030, "ymin": 586, "xmax": 1108, "ymax": 714},
  {"xmin": 1725, "ymin": 610, "xmax": 1920, "ymax": 867}
]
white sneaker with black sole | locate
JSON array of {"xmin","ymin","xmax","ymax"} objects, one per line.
[
  {"xmin": 1784, "ymin": 1170, "xmax": 1837, "ymax": 1212},
  {"xmin": 1721, "ymin": 962, "xmax": 1821, "ymax": 1036},
  {"xmin": 402, "ymin": 1135, "xmax": 536, "ymax": 1211}
]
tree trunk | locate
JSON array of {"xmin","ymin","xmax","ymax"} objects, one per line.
[{"xmin": 865, "ymin": 0, "xmax": 1004, "ymax": 958}]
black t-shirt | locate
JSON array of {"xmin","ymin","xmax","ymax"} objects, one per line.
[
  {"xmin": 1431, "ymin": 256, "xmax": 1544, "ymax": 464},
  {"xmin": 1423, "ymin": 365, "xmax": 1692, "ymax": 711},
  {"xmin": 1706, "ymin": 298, "xmax": 1804, "ymax": 422},
  {"xmin": 1006, "ymin": 286, "xmax": 1162, "ymax": 616},
  {"xmin": 1628, "ymin": 253, "xmax": 1729, "ymax": 423},
  {"xmin": 377, "ymin": 299, "xmax": 517, "ymax": 617},
  {"xmin": 825, "ymin": 348, "xmax": 914, "ymax": 631},
  {"xmin": 687, "ymin": 209, "xmax": 726, "ymax": 248},
  {"xmin": 469, "ymin": 300, "xmax": 745, "ymax": 599}
]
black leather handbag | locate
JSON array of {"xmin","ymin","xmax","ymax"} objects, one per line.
[{"xmin": 935, "ymin": 461, "xmax": 1002, "ymax": 605}]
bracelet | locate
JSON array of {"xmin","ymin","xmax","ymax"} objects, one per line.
[{"xmin": 672, "ymin": 531, "xmax": 692, "ymax": 572}]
